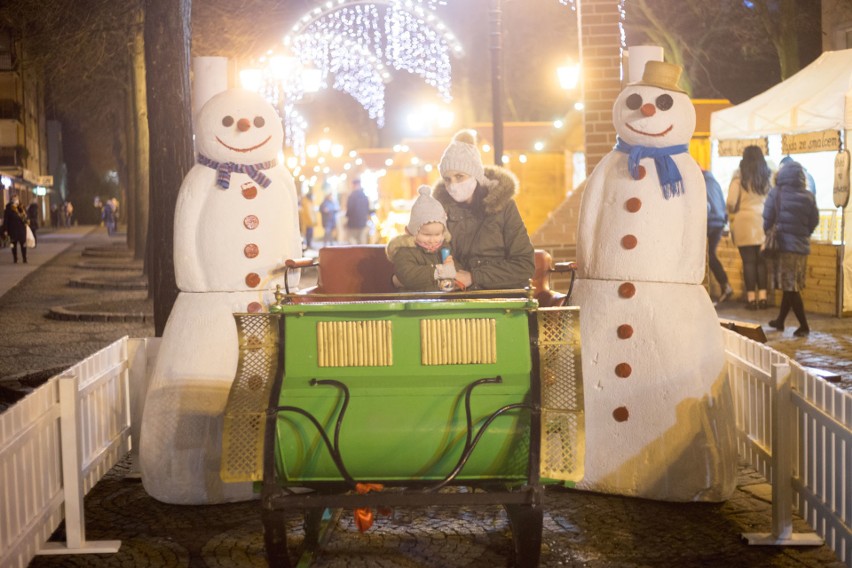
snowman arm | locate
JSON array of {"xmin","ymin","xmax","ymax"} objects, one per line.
[{"xmin": 174, "ymin": 166, "xmax": 208, "ymax": 290}]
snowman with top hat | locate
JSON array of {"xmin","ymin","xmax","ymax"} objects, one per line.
[
  {"xmin": 573, "ymin": 58, "xmax": 736, "ymax": 501},
  {"xmin": 140, "ymin": 89, "xmax": 301, "ymax": 504}
]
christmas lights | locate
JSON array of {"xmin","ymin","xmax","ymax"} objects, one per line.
[{"xmin": 283, "ymin": 0, "xmax": 462, "ymax": 129}]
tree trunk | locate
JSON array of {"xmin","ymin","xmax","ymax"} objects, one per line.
[
  {"xmin": 144, "ymin": 0, "xmax": 192, "ymax": 336},
  {"xmin": 778, "ymin": 0, "xmax": 799, "ymax": 80},
  {"xmin": 132, "ymin": 9, "xmax": 150, "ymax": 262}
]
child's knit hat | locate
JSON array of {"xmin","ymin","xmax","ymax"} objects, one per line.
[
  {"xmin": 438, "ymin": 129, "xmax": 489, "ymax": 186},
  {"xmin": 407, "ymin": 185, "xmax": 447, "ymax": 235}
]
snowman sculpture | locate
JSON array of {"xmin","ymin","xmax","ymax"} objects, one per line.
[
  {"xmin": 573, "ymin": 61, "xmax": 736, "ymax": 501},
  {"xmin": 140, "ymin": 89, "xmax": 301, "ymax": 504}
]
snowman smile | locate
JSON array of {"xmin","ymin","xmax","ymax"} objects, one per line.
[
  {"xmin": 626, "ymin": 123, "xmax": 673, "ymax": 137},
  {"xmin": 216, "ymin": 135, "xmax": 272, "ymax": 153}
]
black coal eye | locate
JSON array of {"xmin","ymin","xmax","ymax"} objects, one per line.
[
  {"xmin": 656, "ymin": 94, "xmax": 673, "ymax": 111},
  {"xmin": 222, "ymin": 115, "xmax": 234, "ymax": 127},
  {"xmin": 253, "ymin": 116, "xmax": 265, "ymax": 128},
  {"xmin": 626, "ymin": 93, "xmax": 642, "ymax": 110}
]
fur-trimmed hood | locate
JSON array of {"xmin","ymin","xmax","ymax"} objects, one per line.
[
  {"xmin": 432, "ymin": 165, "xmax": 519, "ymax": 215},
  {"xmin": 385, "ymin": 231, "xmax": 450, "ymax": 261}
]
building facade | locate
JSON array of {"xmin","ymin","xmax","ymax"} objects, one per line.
[{"xmin": 0, "ymin": 27, "xmax": 51, "ymax": 221}]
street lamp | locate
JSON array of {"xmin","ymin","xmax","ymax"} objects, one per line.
[{"xmin": 557, "ymin": 62, "xmax": 581, "ymax": 91}]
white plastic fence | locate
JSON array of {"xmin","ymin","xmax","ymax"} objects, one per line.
[
  {"xmin": 0, "ymin": 332, "xmax": 849, "ymax": 567},
  {"xmin": 724, "ymin": 328, "xmax": 852, "ymax": 566},
  {"xmin": 0, "ymin": 337, "xmax": 157, "ymax": 568}
]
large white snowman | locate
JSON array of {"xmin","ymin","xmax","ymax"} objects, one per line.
[
  {"xmin": 573, "ymin": 61, "xmax": 736, "ymax": 501},
  {"xmin": 140, "ymin": 89, "xmax": 301, "ymax": 504}
]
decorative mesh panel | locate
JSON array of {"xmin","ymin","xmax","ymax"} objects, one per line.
[
  {"xmin": 537, "ymin": 307, "xmax": 584, "ymax": 482},
  {"xmin": 420, "ymin": 318, "xmax": 497, "ymax": 365},
  {"xmin": 221, "ymin": 314, "xmax": 280, "ymax": 483},
  {"xmin": 317, "ymin": 320, "xmax": 393, "ymax": 367}
]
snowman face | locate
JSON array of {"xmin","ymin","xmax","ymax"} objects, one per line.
[
  {"xmin": 195, "ymin": 89, "xmax": 283, "ymax": 164},
  {"xmin": 613, "ymin": 85, "xmax": 695, "ymax": 147}
]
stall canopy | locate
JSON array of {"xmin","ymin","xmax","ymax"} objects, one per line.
[
  {"xmin": 711, "ymin": 48, "xmax": 852, "ymax": 317},
  {"xmin": 711, "ymin": 49, "xmax": 852, "ymax": 140}
]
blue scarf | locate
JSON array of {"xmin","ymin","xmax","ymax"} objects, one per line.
[
  {"xmin": 614, "ymin": 137, "xmax": 689, "ymax": 199},
  {"xmin": 197, "ymin": 154, "xmax": 277, "ymax": 190}
]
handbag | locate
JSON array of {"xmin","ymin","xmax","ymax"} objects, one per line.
[
  {"xmin": 25, "ymin": 225, "xmax": 36, "ymax": 249},
  {"xmin": 760, "ymin": 192, "xmax": 781, "ymax": 258}
]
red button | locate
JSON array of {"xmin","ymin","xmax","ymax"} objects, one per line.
[
  {"xmin": 244, "ymin": 243, "xmax": 259, "ymax": 258},
  {"xmin": 636, "ymin": 165, "xmax": 646, "ymax": 180},
  {"xmin": 241, "ymin": 183, "xmax": 258, "ymax": 200},
  {"xmin": 243, "ymin": 215, "xmax": 259, "ymax": 230},
  {"xmin": 247, "ymin": 301, "xmax": 263, "ymax": 313},
  {"xmin": 622, "ymin": 234, "xmax": 637, "ymax": 249},
  {"xmin": 245, "ymin": 273, "xmax": 260, "ymax": 288},
  {"xmin": 615, "ymin": 363, "xmax": 632, "ymax": 378},
  {"xmin": 618, "ymin": 282, "xmax": 636, "ymax": 298},
  {"xmin": 613, "ymin": 406, "xmax": 630, "ymax": 422},
  {"xmin": 617, "ymin": 324, "xmax": 633, "ymax": 339},
  {"xmin": 626, "ymin": 197, "xmax": 642, "ymax": 212}
]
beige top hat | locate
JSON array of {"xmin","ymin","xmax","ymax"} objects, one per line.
[{"xmin": 632, "ymin": 60, "xmax": 686, "ymax": 94}]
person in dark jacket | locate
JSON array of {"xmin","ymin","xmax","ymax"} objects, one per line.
[
  {"xmin": 344, "ymin": 178, "xmax": 371, "ymax": 244},
  {"xmin": 764, "ymin": 161, "xmax": 819, "ymax": 337},
  {"xmin": 3, "ymin": 196, "xmax": 29, "ymax": 263},
  {"xmin": 433, "ymin": 129, "xmax": 535, "ymax": 290},
  {"xmin": 386, "ymin": 185, "xmax": 456, "ymax": 291},
  {"xmin": 705, "ymin": 170, "xmax": 732, "ymax": 305}
]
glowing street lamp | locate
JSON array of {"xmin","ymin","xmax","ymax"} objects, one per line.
[{"xmin": 558, "ymin": 62, "xmax": 581, "ymax": 91}]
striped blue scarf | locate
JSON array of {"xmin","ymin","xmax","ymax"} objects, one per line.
[
  {"xmin": 614, "ymin": 137, "xmax": 689, "ymax": 199},
  {"xmin": 197, "ymin": 154, "xmax": 277, "ymax": 190}
]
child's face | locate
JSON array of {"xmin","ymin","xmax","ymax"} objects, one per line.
[{"xmin": 415, "ymin": 222, "xmax": 445, "ymax": 250}]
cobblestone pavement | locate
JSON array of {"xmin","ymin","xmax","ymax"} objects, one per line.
[
  {"xmin": 26, "ymin": 457, "xmax": 846, "ymax": 567},
  {"xmin": 4, "ymin": 230, "xmax": 850, "ymax": 567}
]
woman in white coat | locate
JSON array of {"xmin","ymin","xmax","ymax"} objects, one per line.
[{"xmin": 726, "ymin": 145, "xmax": 771, "ymax": 310}]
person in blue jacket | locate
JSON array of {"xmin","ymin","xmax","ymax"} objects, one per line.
[
  {"xmin": 705, "ymin": 170, "xmax": 732, "ymax": 305},
  {"xmin": 764, "ymin": 160, "xmax": 820, "ymax": 337}
]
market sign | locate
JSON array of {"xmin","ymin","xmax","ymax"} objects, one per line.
[
  {"xmin": 835, "ymin": 150, "xmax": 850, "ymax": 208},
  {"xmin": 781, "ymin": 129, "xmax": 841, "ymax": 154},
  {"xmin": 717, "ymin": 138, "xmax": 768, "ymax": 157},
  {"xmin": 37, "ymin": 175, "xmax": 53, "ymax": 187}
]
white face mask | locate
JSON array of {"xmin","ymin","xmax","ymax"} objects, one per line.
[{"xmin": 447, "ymin": 177, "xmax": 477, "ymax": 203}]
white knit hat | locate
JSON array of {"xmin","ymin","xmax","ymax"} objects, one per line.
[
  {"xmin": 407, "ymin": 185, "xmax": 447, "ymax": 235},
  {"xmin": 438, "ymin": 130, "xmax": 488, "ymax": 185}
]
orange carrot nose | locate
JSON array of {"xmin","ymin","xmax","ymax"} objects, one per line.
[
  {"xmin": 237, "ymin": 118, "xmax": 251, "ymax": 131},
  {"xmin": 640, "ymin": 103, "xmax": 656, "ymax": 117}
]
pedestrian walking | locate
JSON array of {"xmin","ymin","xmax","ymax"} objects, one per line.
[
  {"xmin": 2, "ymin": 196, "xmax": 29, "ymax": 263},
  {"xmin": 726, "ymin": 145, "xmax": 771, "ymax": 310},
  {"xmin": 299, "ymin": 191, "xmax": 317, "ymax": 250},
  {"xmin": 705, "ymin": 170, "xmax": 732, "ymax": 304},
  {"xmin": 344, "ymin": 178, "xmax": 371, "ymax": 244},
  {"xmin": 319, "ymin": 192, "xmax": 339, "ymax": 246},
  {"xmin": 764, "ymin": 160, "xmax": 820, "ymax": 337},
  {"xmin": 102, "ymin": 198, "xmax": 116, "ymax": 235}
]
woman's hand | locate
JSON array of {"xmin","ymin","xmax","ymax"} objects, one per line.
[{"xmin": 455, "ymin": 269, "xmax": 473, "ymax": 288}]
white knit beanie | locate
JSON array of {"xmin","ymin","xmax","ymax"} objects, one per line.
[
  {"xmin": 407, "ymin": 185, "xmax": 447, "ymax": 235},
  {"xmin": 439, "ymin": 130, "xmax": 488, "ymax": 185}
]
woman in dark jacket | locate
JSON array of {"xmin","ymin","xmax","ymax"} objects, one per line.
[
  {"xmin": 764, "ymin": 161, "xmax": 819, "ymax": 336},
  {"xmin": 433, "ymin": 129, "xmax": 535, "ymax": 290},
  {"xmin": 3, "ymin": 196, "xmax": 29, "ymax": 263}
]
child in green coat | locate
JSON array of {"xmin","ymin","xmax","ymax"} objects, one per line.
[{"xmin": 386, "ymin": 185, "xmax": 457, "ymax": 291}]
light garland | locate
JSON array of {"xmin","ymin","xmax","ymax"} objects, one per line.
[{"xmin": 283, "ymin": 0, "xmax": 462, "ymax": 131}]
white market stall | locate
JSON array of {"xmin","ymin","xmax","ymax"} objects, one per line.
[{"xmin": 711, "ymin": 49, "xmax": 852, "ymax": 316}]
